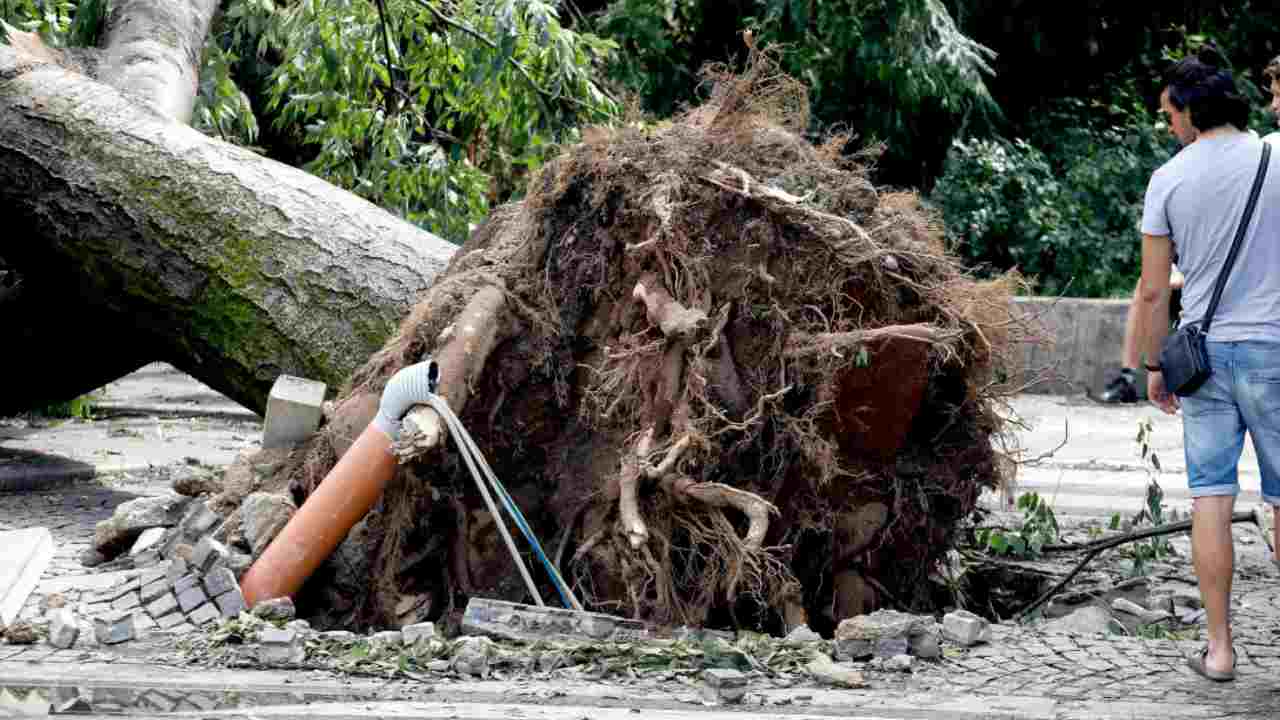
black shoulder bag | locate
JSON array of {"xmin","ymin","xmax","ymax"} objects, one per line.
[{"xmin": 1160, "ymin": 142, "xmax": 1271, "ymax": 397}]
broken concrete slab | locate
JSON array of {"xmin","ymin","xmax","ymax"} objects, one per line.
[
  {"xmin": 942, "ymin": 610, "xmax": 991, "ymax": 646},
  {"xmin": 262, "ymin": 375, "xmax": 326, "ymax": 450},
  {"xmin": 93, "ymin": 494, "xmax": 192, "ymax": 554},
  {"xmin": 461, "ymin": 598, "xmax": 649, "ymax": 644},
  {"xmin": 0, "ymin": 528, "xmax": 54, "ymax": 626}
]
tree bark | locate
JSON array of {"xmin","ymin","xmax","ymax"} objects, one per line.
[{"xmin": 0, "ymin": 45, "xmax": 457, "ymax": 412}]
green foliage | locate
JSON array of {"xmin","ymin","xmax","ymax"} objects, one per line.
[
  {"xmin": 932, "ymin": 85, "xmax": 1173, "ymax": 297},
  {"xmin": 594, "ymin": 0, "xmax": 706, "ymax": 116},
  {"xmin": 258, "ymin": 0, "xmax": 618, "ymax": 241},
  {"xmin": 36, "ymin": 393, "xmax": 94, "ymax": 419},
  {"xmin": 977, "ymin": 491, "xmax": 1059, "ymax": 558},
  {"xmin": 0, "ymin": 0, "xmax": 78, "ymax": 45},
  {"xmin": 1123, "ymin": 418, "xmax": 1176, "ymax": 575}
]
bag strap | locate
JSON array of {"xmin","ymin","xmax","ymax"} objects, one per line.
[{"xmin": 1203, "ymin": 141, "xmax": 1271, "ymax": 334}]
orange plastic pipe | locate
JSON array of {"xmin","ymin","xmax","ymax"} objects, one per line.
[{"xmin": 240, "ymin": 424, "xmax": 398, "ymax": 607}]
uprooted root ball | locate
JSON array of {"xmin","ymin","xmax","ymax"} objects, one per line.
[{"xmin": 275, "ymin": 48, "xmax": 1033, "ymax": 635}]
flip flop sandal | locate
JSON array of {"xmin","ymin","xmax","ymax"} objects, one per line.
[{"xmin": 1187, "ymin": 647, "xmax": 1236, "ymax": 682}]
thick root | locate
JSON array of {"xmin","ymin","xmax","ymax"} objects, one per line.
[
  {"xmin": 633, "ymin": 273, "xmax": 708, "ymax": 339},
  {"xmin": 783, "ymin": 324, "xmax": 956, "ymax": 360},
  {"xmin": 395, "ymin": 284, "xmax": 515, "ymax": 461},
  {"xmin": 618, "ymin": 427, "xmax": 655, "ymax": 549},
  {"xmin": 661, "ymin": 475, "xmax": 778, "ymax": 550}
]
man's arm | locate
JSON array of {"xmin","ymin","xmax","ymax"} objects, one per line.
[{"xmin": 1139, "ymin": 233, "xmax": 1178, "ymax": 413}]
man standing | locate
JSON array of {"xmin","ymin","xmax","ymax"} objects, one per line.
[{"xmin": 1138, "ymin": 48, "xmax": 1280, "ymax": 682}]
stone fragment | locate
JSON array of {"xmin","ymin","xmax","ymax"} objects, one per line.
[
  {"xmin": 402, "ymin": 622, "xmax": 437, "ymax": 645},
  {"xmin": 258, "ymin": 628, "xmax": 305, "ymax": 665},
  {"xmin": 181, "ymin": 501, "xmax": 223, "ymax": 539},
  {"xmin": 133, "ymin": 613, "xmax": 158, "ymax": 632},
  {"xmin": 835, "ymin": 610, "xmax": 937, "ymax": 659},
  {"xmin": 130, "ymin": 527, "xmax": 167, "ymax": 557},
  {"xmin": 93, "ymin": 612, "xmax": 135, "ymax": 645},
  {"xmin": 252, "ymin": 597, "xmax": 296, "ymax": 622},
  {"xmin": 883, "ymin": 654, "xmax": 915, "ymax": 672},
  {"xmin": 3, "ymin": 620, "xmax": 38, "ymax": 644},
  {"xmin": 285, "ymin": 619, "xmax": 312, "ymax": 636},
  {"xmin": 1146, "ymin": 593, "xmax": 1174, "ymax": 614},
  {"xmin": 173, "ymin": 468, "xmax": 224, "ymax": 498},
  {"xmin": 146, "ymin": 593, "xmax": 180, "ymax": 619},
  {"xmin": 173, "ymin": 574, "xmax": 202, "ymax": 596},
  {"xmin": 240, "ymin": 493, "xmax": 297, "ymax": 557},
  {"xmin": 784, "ymin": 624, "xmax": 822, "ymax": 643},
  {"xmin": 176, "ymin": 586, "xmax": 208, "ymax": 614},
  {"xmin": 700, "ymin": 668, "xmax": 748, "ymax": 705},
  {"xmin": 203, "ymin": 568, "xmax": 239, "ymax": 599},
  {"xmin": 321, "ymin": 631, "xmax": 357, "ymax": 642},
  {"xmin": 1042, "ymin": 606, "xmax": 1122, "ymax": 636},
  {"xmin": 132, "ymin": 550, "xmax": 162, "ymax": 568},
  {"xmin": 214, "ymin": 588, "xmax": 247, "ymax": 618},
  {"xmin": 137, "ymin": 566, "xmax": 169, "ymax": 588},
  {"xmin": 188, "ymin": 603, "xmax": 221, "ymax": 627},
  {"xmin": 223, "ymin": 552, "xmax": 253, "ymax": 579},
  {"xmin": 262, "ymin": 375, "xmax": 327, "ymax": 450},
  {"xmin": 942, "ymin": 610, "xmax": 991, "ymax": 646},
  {"xmin": 806, "ymin": 653, "xmax": 867, "ymax": 688},
  {"xmin": 191, "ymin": 536, "xmax": 230, "ymax": 574},
  {"xmin": 93, "ymin": 495, "xmax": 191, "ymax": 554},
  {"xmin": 370, "ymin": 630, "xmax": 403, "ymax": 649},
  {"xmin": 451, "ymin": 636, "xmax": 494, "ymax": 676}
]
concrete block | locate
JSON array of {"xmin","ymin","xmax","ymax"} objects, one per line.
[
  {"xmin": 461, "ymin": 598, "xmax": 649, "ymax": 643},
  {"xmin": 187, "ymin": 603, "xmax": 221, "ymax": 627},
  {"xmin": 700, "ymin": 668, "xmax": 748, "ymax": 705},
  {"xmin": 402, "ymin": 622, "xmax": 437, "ymax": 645},
  {"xmin": 47, "ymin": 607, "xmax": 80, "ymax": 649},
  {"xmin": 203, "ymin": 567, "xmax": 239, "ymax": 599},
  {"xmin": 191, "ymin": 536, "xmax": 230, "ymax": 574},
  {"xmin": 146, "ymin": 593, "xmax": 180, "ymax": 619},
  {"xmin": 0, "ymin": 528, "xmax": 55, "ymax": 626},
  {"xmin": 942, "ymin": 610, "xmax": 990, "ymax": 646},
  {"xmin": 129, "ymin": 527, "xmax": 167, "ymax": 557},
  {"xmin": 176, "ymin": 586, "xmax": 208, "ymax": 614},
  {"xmin": 93, "ymin": 612, "xmax": 136, "ymax": 645},
  {"xmin": 262, "ymin": 375, "xmax": 327, "ymax": 449},
  {"xmin": 214, "ymin": 587, "xmax": 247, "ymax": 618}
]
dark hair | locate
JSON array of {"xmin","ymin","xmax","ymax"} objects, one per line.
[
  {"xmin": 1163, "ymin": 45, "xmax": 1249, "ymax": 131},
  {"xmin": 1265, "ymin": 55, "xmax": 1280, "ymax": 84}
]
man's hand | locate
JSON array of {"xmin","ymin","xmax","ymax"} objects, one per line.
[{"xmin": 1148, "ymin": 371, "xmax": 1180, "ymax": 415}]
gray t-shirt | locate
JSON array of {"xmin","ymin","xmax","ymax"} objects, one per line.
[{"xmin": 1141, "ymin": 132, "xmax": 1280, "ymax": 341}]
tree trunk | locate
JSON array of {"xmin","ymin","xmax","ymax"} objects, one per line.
[{"xmin": 0, "ymin": 43, "xmax": 457, "ymax": 412}]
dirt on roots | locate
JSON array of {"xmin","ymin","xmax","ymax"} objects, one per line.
[{"xmin": 265, "ymin": 48, "xmax": 1035, "ymax": 636}]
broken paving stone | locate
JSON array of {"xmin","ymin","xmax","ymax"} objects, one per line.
[
  {"xmin": 402, "ymin": 622, "xmax": 436, "ymax": 645},
  {"xmin": 258, "ymin": 628, "xmax": 305, "ymax": 665},
  {"xmin": 835, "ymin": 610, "xmax": 935, "ymax": 660},
  {"xmin": 93, "ymin": 612, "xmax": 135, "ymax": 645},
  {"xmin": 700, "ymin": 668, "xmax": 748, "ymax": 705},
  {"xmin": 203, "ymin": 568, "xmax": 239, "ymax": 599},
  {"xmin": 1042, "ymin": 606, "xmax": 1122, "ymax": 636},
  {"xmin": 188, "ymin": 603, "xmax": 221, "ymax": 627},
  {"xmin": 251, "ymin": 597, "xmax": 296, "ymax": 622},
  {"xmin": 214, "ymin": 588, "xmax": 247, "ymax": 618},
  {"xmin": 941, "ymin": 610, "xmax": 991, "ymax": 646},
  {"xmin": 93, "ymin": 495, "xmax": 192, "ymax": 554},
  {"xmin": 191, "ymin": 536, "xmax": 230, "ymax": 574},
  {"xmin": 140, "ymin": 578, "xmax": 172, "ymax": 605},
  {"xmin": 176, "ymin": 586, "xmax": 209, "ymax": 614},
  {"xmin": 262, "ymin": 375, "xmax": 326, "ymax": 450},
  {"xmin": 908, "ymin": 630, "xmax": 940, "ymax": 660},
  {"xmin": 181, "ymin": 501, "xmax": 222, "ymax": 539}
]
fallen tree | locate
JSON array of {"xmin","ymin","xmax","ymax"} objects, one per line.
[
  {"xmin": 0, "ymin": 8, "xmax": 456, "ymax": 413},
  {"xmin": 245, "ymin": 51, "xmax": 1035, "ymax": 635}
]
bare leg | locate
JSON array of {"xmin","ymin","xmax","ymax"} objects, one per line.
[{"xmin": 1192, "ymin": 495, "xmax": 1236, "ymax": 673}]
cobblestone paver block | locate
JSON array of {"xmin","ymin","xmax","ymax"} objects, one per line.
[
  {"xmin": 146, "ymin": 592, "xmax": 180, "ymax": 619},
  {"xmin": 191, "ymin": 536, "xmax": 230, "ymax": 573},
  {"xmin": 942, "ymin": 610, "xmax": 990, "ymax": 646},
  {"xmin": 139, "ymin": 577, "xmax": 172, "ymax": 605},
  {"xmin": 167, "ymin": 558, "xmax": 189, "ymax": 583},
  {"xmin": 181, "ymin": 502, "xmax": 222, "ymax": 539},
  {"xmin": 370, "ymin": 631, "xmax": 402, "ymax": 649},
  {"xmin": 155, "ymin": 611, "xmax": 187, "ymax": 630},
  {"xmin": 187, "ymin": 603, "xmax": 221, "ymax": 627},
  {"xmin": 111, "ymin": 591, "xmax": 142, "ymax": 613},
  {"xmin": 176, "ymin": 586, "xmax": 208, "ymax": 614},
  {"xmin": 213, "ymin": 587, "xmax": 246, "ymax": 618},
  {"xmin": 262, "ymin": 375, "xmax": 326, "ymax": 450},
  {"xmin": 203, "ymin": 568, "xmax": 238, "ymax": 599},
  {"xmin": 403, "ymin": 622, "xmax": 436, "ymax": 645},
  {"xmin": 93, "ymin": 611, "xmax": 136, "ymax": 645},
  {"xmin": 173, "ymin": 574, "xmax": 201, "ymax": 596},
  {"xmin": 259, "ymin": 628, "xmax": 305, "ymax": 665},
  {"xmin": 47, "ymin": 607, "xmax": 80, "ymax": 649}
]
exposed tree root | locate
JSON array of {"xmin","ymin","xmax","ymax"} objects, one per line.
[
  {"xmin": 660, "ymin": 475, "xmax": 778, "ymax": 550},
  {"xmin": 633, "ymin": 273, "xmax": 708, "ymax": 339}
]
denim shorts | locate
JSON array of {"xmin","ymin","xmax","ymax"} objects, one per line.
[{"xmin": 1182, "ymin": 340, "xmax": 1280, "ymax": 506}]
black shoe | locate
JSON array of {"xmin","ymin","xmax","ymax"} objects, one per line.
[{"xmin": 1100, "ymin": 374, "xmax": 1138, "ymax": 403}]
